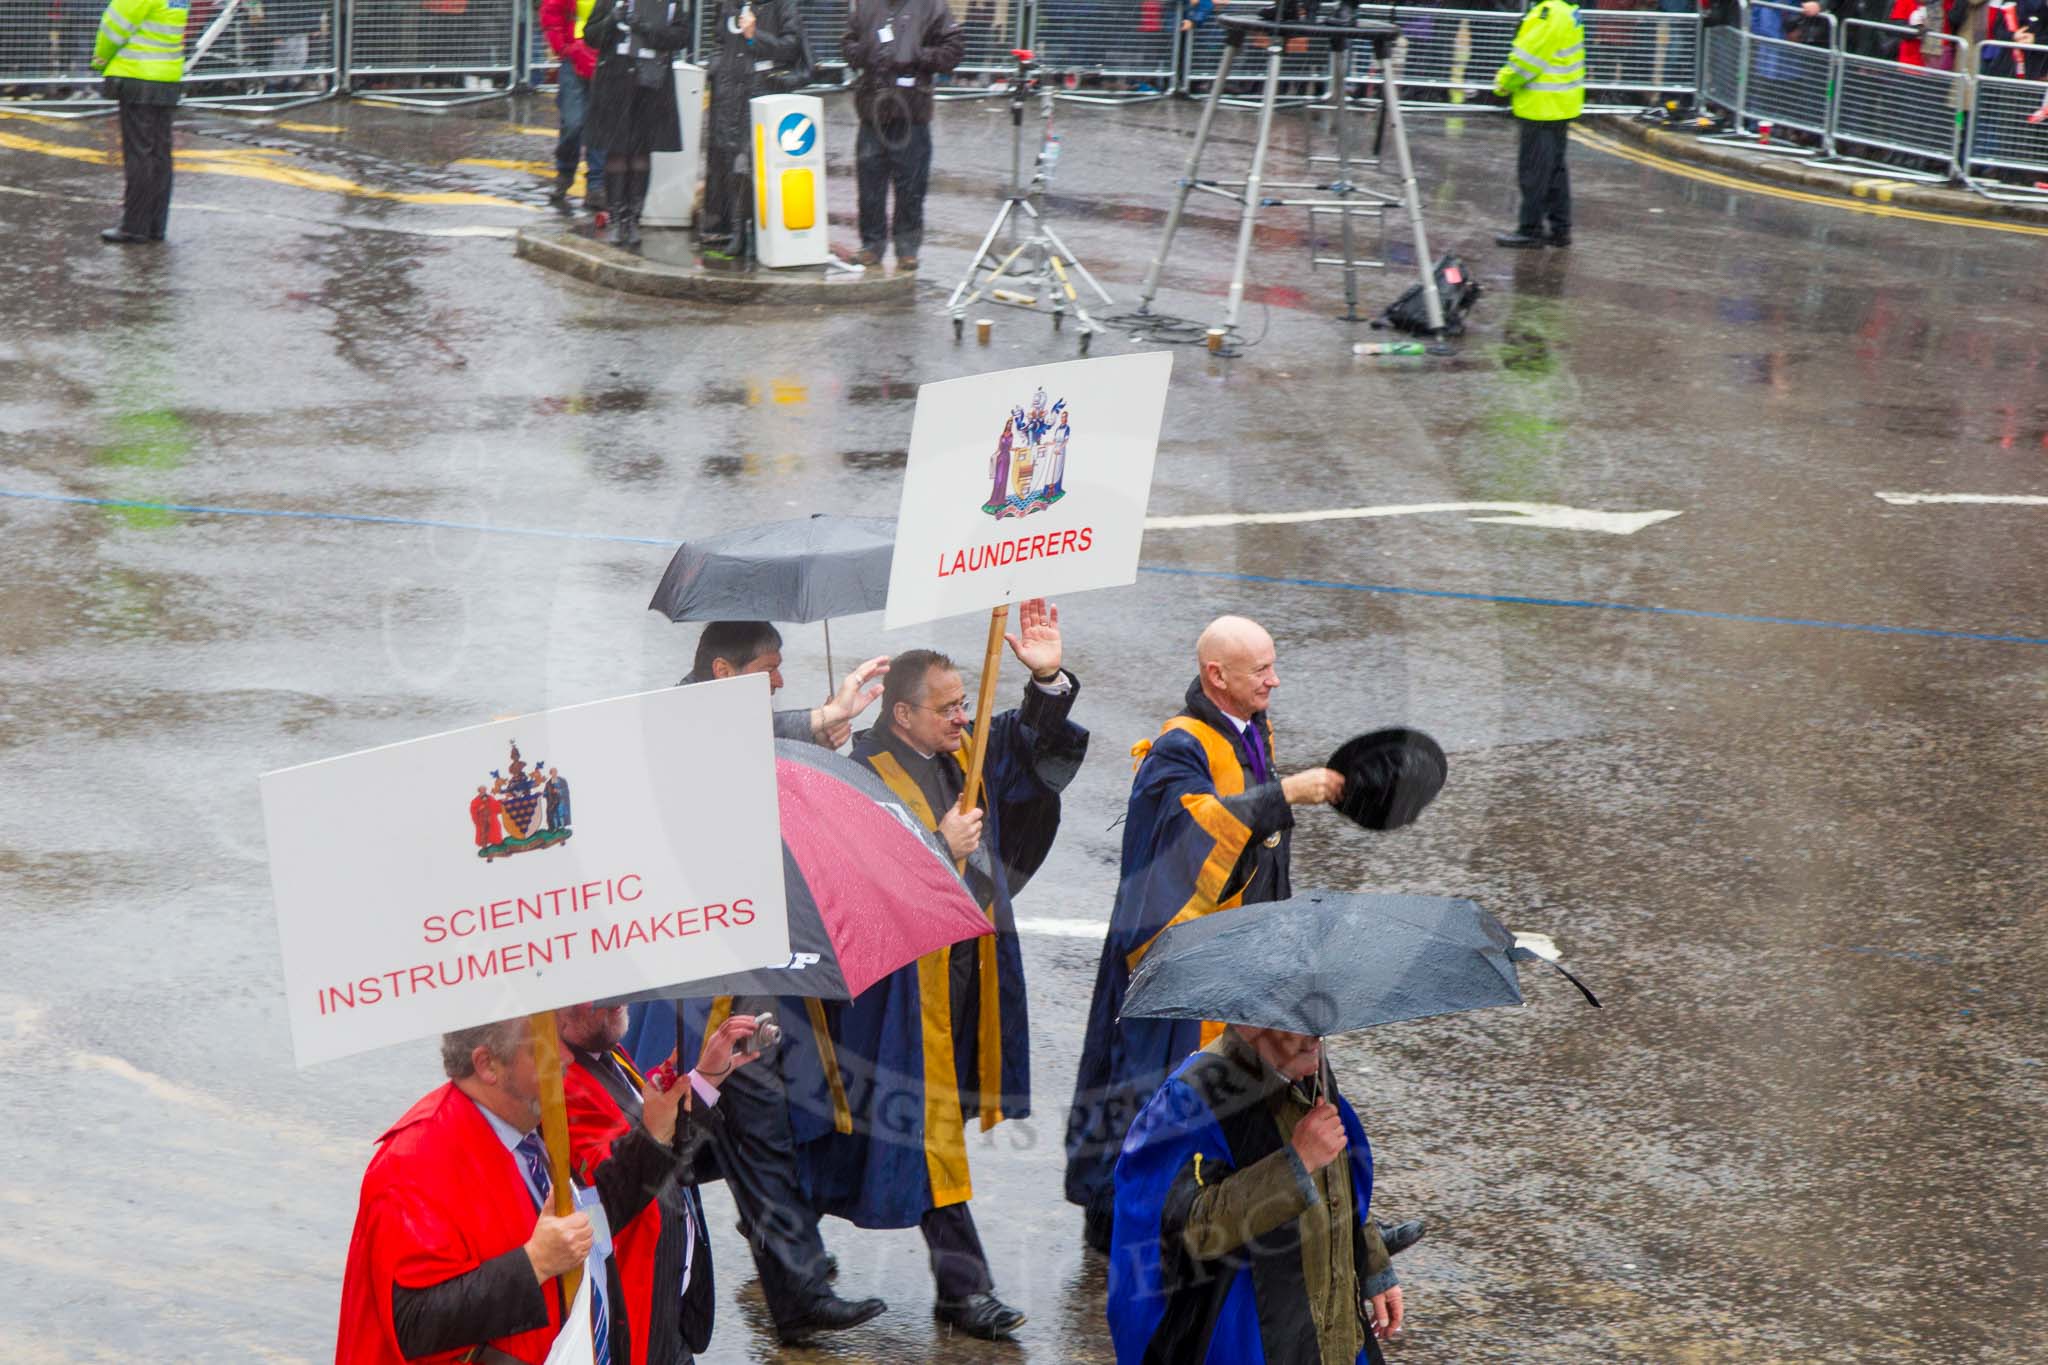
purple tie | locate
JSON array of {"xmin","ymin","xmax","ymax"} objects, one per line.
[{"xmin": 1242, "ymin": 721, "xmax": 1269, "ymax": 784}]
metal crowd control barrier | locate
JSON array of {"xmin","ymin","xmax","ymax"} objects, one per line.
[
  {"xmin": 1330, "ymin": 6, "xmax": 1694, "ymax": 113},
  {"xmin": 1579, "ymin": 8, "xmax": 1700, "ymax": 102},
  {"xmin": 1342, "ymin": 6, "xmax": 1517, "ymax": 106},
  {"xmin": 0, "ymin": 3, "xmax": 120, "ymax": 117},
  {"xmin": 1184, "ymin": 0, "xmax": 1330, "ymax": 105},
  {"xmin": 344, "ymin": 0, "xmax": 521, "ymax": 106},
  {"xmin": 1964, "ymin": 40, "xmax": 2048, "ymax": 198},
  {"xmin": 1702, "ymin": 0, "xmax": 1833, "ymax": 155},
  {"xmin": 1829, "ymin": 19, "xmax": 1964, "ymax": 179},
  {"xmin": 181, "ymin": 0, "xmax": 341, "ymax": 111},
  {"xmin": 1032, "ymin": 0, "xmax": 1179, "ymax": 103},
  {"xmin": 1700, "ymin": 15, "xmax": 1742, "ymax": 119},
  {"xmin": 932, "ymin": 0, "xmax": 1028, "ymax": 97}
]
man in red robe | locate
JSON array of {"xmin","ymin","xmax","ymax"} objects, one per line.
[
  {"xmin": 471, "ymin": 786, "xmax": 504, "ymax": 848},
  {"xmin": 559, "ymin": 1004, "xmax": 763, "ymax": 1365},
  {"xmin": 335, "ymin": 1016, "xmax": 685, "ymax": 1364}
]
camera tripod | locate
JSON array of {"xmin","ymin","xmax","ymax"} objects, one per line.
[
  {"xmin": 945, "ymin": 49, "xmax": 1115, "ymax": 355},
  {"xmin": 1133, "ymin": 1, "xmax": 1445, "ymax": 343}
]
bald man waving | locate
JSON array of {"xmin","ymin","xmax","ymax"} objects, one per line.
[{"xmin": 1063, "ymin": 616, "xmax": 1345, "ymax": 1253}]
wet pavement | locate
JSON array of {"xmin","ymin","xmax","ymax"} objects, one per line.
[{"xmin": 3, "ymin": 86, "xmax": 2048, "ymax": 1364}]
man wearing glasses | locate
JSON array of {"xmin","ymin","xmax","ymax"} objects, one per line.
[{"xmin": 806, "ymin": 598, "xmax": 1087, "ymax": 1340}]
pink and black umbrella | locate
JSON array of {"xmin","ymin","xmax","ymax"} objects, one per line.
[{"xmin": 614, "ymin": 738, "xmax": 988, "ymax": 1005}]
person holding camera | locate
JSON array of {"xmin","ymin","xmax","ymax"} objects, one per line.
[
  {"xmin": 842, "ymin": 0, "xmax": 966, "ymax": 271},
  {"xmin": 626, "ymin": 627, "xmax": 892, "ymax": 1345},
  {"xmin": 701, "ymin": 0, "xmax": 807, "ymax": 260},
  {"xmin": 561, "ymin": 1004, "xmax": 761, "ymax": 1365},
  {"xmin": 583, "ymin": 0, "xmax": 693, "ymax": 248}
]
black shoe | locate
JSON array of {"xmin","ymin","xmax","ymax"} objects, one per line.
[
  {"xmin": 935, "ymin": 1292, "xmax": 1026, "ymax": 1340},
  {"xmin": 547, "ymin": 168, "xmax": 574, "ymax": 207},
  {"xmin": 607, "ymin": 213, "xmax": 629, "ymax": 247},
  {"xmin": 776, "ymin": 1294, "xmax": 886, "ymax": 1344},
  {"xmin": 99, "ymin": 228, "xmax": 149, "ymax": 244},
  {"xmin": 622, "ymin": 213, "xmax": 642, "ymax": 249},
  {"xmin": 1378, "ymin": 1218, "xmax": 1426, "ymax": 1256},
  {"xmin": 1082, "ymin": 1206, "xmax": 1114, "ymax": 1255},
  {"xmin": 1494, "ymin": 230, "xmax": 1547, "ymax": 249},
  {"xmin": 1547, "ymin": 232, "xmax": 1572, "ymax": 248},
  {"xmin": 824, "ymin": 1253, "xmax": 840, "ymax": 1280}
]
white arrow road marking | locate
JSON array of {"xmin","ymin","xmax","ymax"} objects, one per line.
[
  {"xmin": 1144, "ymin": 502, "xmax": 1682, "ymax": 536},
  {"xmin": 1876, "ymin": 492, "xmax": 2048, "ymax": 507}
]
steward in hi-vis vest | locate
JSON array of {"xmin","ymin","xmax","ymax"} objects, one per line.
[
  {"xmin": 92, "ymin": 0, "xmax": 186, "ymax": 244},
  {"xmin": 1492, "ymin": 0, "xmax": 1586, "ymax": 249}
]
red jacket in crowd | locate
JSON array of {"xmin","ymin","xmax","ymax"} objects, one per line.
[{"xmin": 541, "ymin": 0, "xmax": 599, "ymax": 78}]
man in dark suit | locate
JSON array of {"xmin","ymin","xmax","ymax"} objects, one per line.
[{"xmin": 560, "ymin": 1003, "xmax": 763, "ymax": 1365}]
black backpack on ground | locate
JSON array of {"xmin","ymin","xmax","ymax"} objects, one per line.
[{"xmin": 1378, "ymin": 254, "xmax": 1482, "ymax": 337}]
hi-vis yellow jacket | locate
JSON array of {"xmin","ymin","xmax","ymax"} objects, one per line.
[
  {"xmin": 94, "ymin": 0, "xmax": 189, "ymax": 84},
  {"xmin": 1493, "ymin": 0, "xmax": 1585, "ymax": 121}
]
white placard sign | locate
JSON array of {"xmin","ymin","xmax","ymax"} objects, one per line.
[
  {"xmin": 884, "ymin": 351, "xmax": 1173, "ymax": 629},
  {"xmin": 263, "ymin": 677, "xmax": 789, "ymax": 1067}
]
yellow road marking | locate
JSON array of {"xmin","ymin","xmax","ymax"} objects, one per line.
[
  {"xmin": 274, "ymin": 121, "xmax": 345, "ymax": 133},
  {"xmin": 454, "ymin": 156, "xmax": 586, "ymax": 194},
  {"xmin": 1573, "ymin": 127, "xmax": 2048, "ymax": 237},
  {"xmin": 0, "ymin": 127, "xmax": 534, "ymax": 209}
]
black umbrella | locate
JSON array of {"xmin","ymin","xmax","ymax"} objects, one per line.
[
  {"xmin": 1120, "ymin": 891, "xmax": 1598, "ymax": 1037},
  {"xmin": 648, "ymin": 514, "xmax": 894, "ymax": 676}
]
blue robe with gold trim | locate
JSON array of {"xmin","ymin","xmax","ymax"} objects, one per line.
[
  {"xmin": 1108, "ymin": 1044, "xmax": 1379, "ymax": 1364},
  {"xmin": 1065, "ymin": 678, "xmax": 1295, "ymax": 1228},
  {"xmin": 800, "ymin": 678, "xmax": 1086, "ymax": 1228}
]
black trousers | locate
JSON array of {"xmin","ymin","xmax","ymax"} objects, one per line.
[
  {"xmin": 1514, "ymin": 116, "xmax": 1571, "ymax": 237},
  {"xmin": 709, "ymin": 998, "xmax": 835, "ymax": 1326},
  {"xmin": 921, "ymin": 1202, "xmax": 994, "ymax": 1301},
  {"xmin": 118, "ymin": 99, "xmax": 175, "ymax": 239},
  {"xmin": 855, "ymin": 119, "xmax": 932, "ymax": 257},
  {"xmin": 919, "ymin": 940, "xmax": 994, "ymax": 1301},
  {"xmin": 700, "ymin": 134, "xmax": 750, "ymax": 249}
]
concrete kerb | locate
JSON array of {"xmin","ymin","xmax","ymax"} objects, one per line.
[
  {"xmin": 513, "ymin": 227, "xmax": 920, "ymax": 304},
  {"xmin": 1588, "ymin": 113, "xmax": 2048, "ymax": 228}
]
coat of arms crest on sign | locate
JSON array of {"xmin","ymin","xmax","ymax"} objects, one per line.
[
  {"xmin": 982, "ymin": 386, "xmax": 1071, "ymax": 520},
  {"xmin": 468, "ymin": 740, "xmax": 573, "ymax": 862}
]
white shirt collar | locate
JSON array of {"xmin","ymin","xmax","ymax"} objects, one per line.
[{"xmin": 467, "ymin": 1090, "xmax": 532, "ymax": 1155}]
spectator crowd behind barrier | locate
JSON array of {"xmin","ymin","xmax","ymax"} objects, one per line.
[
  {"xmin": 3, "ymin": 0, "xmax": 2045, "ymax": 196},
  {"xmin": 1699, "ymin": 0, "xmax": 2048, "ymax": 192}
]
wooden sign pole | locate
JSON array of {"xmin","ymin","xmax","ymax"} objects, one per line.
[
  {"xmin": 956, "ymin": 605, "xmax": 1011, "ymax": 816},
  {"xmin": 528, "ymin": 1009, "xmax": 582, "ymax": 1312}
]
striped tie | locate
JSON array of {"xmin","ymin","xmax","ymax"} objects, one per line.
[
  {"xmin": 513, "ymin": 1131, "xmax": 550, "ymax": 1209},
  {"xmin": 516, "ymin": 1132, "xmax": 609, "ymax": 1361}
]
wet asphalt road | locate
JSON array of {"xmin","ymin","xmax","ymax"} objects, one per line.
[{"xmin": 3, "ymin": 85, "xmax": 2048, "ymax": 1364}]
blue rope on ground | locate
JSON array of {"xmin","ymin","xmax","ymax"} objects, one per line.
[{"xmin": 7, "ymin": 486, "xmax": 2046, "ymax": 649}]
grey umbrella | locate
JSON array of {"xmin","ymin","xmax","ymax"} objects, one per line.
[
  {"xmin": 648, "ymin": 514, "xmax": 895, "ymax": 676},
  {"xmin": 1120, "ymin": 891, "xmax": 1598, "ymax": 1037}
]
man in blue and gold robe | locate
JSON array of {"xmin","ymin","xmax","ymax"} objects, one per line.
[
  {"xmin": 1065, "ymin": 615, "xmax": 1346, "ymax": 1252},
  {"xmin": 806, "ymin": 597, "xmax": 1086, "ymax": 1341}
]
